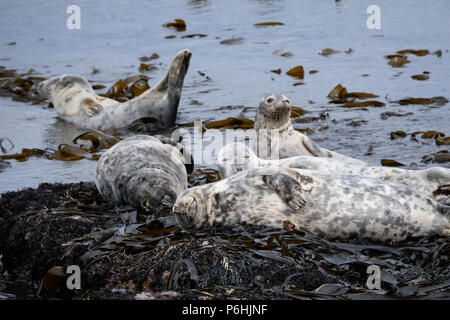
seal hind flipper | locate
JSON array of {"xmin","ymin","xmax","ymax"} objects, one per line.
[{"xmin": 261, "ymin": 170, "xmax": 307, "ymax": 211}]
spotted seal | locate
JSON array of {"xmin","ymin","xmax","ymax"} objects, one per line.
[
  {"xmin": 95, "ymin": 134, "xmax": 192, "ymax": 215},
  {"xmin": 217, "ymin": 142, "xmax": 450, "ymax": 201},
  {"xmin": 37, "ymin": 49, "xmax": 191, "ymax": 130},
  {"xmin": 253, "ymin": 94, "xmax": 367, "ymax": 165},
  {"xmin": 173, "ymin": 167, "xmax": 450, "ymax": 242}
]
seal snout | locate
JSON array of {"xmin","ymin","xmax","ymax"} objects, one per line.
[
  {"xmin": 182, "ymin": 49, "xmax": 192, "ymax": 58},
  {"xmin": 173, "ymin": 194, "xmax": 202, "ymax": 230}
]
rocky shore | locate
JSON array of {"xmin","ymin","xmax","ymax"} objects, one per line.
[{"xmin": 1, "ymin": 180, "xmax": 450, "ymax": 300}]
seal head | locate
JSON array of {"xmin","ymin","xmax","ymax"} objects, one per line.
[
  {"xmin": 254, "ymin": 94, "xmax": 291, "ymax": 130},
  {"xmin": 95, "ymin": 135, "xmax": 190, "ymax": 216}
]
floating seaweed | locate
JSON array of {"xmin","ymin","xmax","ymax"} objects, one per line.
[
  {"xmin": 386, "ymin": 55, "xmax": 410, "ymax": 67},
  {"xmin": 272, "ymin": 49, "xmax": 293, "ymax": 57},
  {"xmin": 380, "ymin": 159, "xmax": 406, "ymax": 167},
  {"xmin": 205, "ymin": 118, "xmax": 254, "ymax": 129},
  {"xmin": 181, "ymin": 34, "xmax": 207, "ymax": 39},
  {"xmin": 286, "ymin": 66, "xmax": 304, "ymax": 79},
  {"xmin": 72, "ymin": 131, "xmax": 122, "ymax": 151},
  {"xmin": 139, "ymin": 53, "xmax": 159, "ymax": 62},
  {"xmin": 162, "ymin": 19, "xmax": 186, "ymax": 32},
  {"xmin": 380, "ymin": 111, "xmax": 413, "ymax": 120},
  {"xmin": 327, "ymin": 84, "xmax": 347, "ymax": 99},
  {"xmin": 390, "ymin": 131, "xmax": 407, "ymax": 140},
  {"xmin": 397, "ymin": 49, "xmax": 429, "ymax": 56},
  {"xmin": 219, "ymin": 37, "xmax": 245, "ymax": 45},
  {"xmin": 128, "ymin": 79, "xmax": 150, "ymax": 97},
  {"xmin": 138, "ymin": 63, "xmax": 157, "ymax": 73},
  {"xmin": 318, "ymin": 48, "xmax": 340, "ymax": 56},
  {"xmin": 254, "ymin": 22, "xmax": 284, "ymax": 27},
  {"xmin": 342, "ymin": 100, "xmax": 385, "ymax": 108},
  {"xmin": 411, "ymin": 74, "xmax": 429, "ymax": 81}
]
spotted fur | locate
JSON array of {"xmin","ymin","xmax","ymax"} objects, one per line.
[
  {"xmin": 173, "ymin": 167, "xmax": 450, "ymax": 242},
  {"xmin": 95, "ymin": 135, "xmax": 190, "ymax": 215},
  {"xmin": 37, "ymin": 50, "xmax": 191, "ymax": 130},
  {"xmin": 217, "ymin": 142, "xmax": 450, "ymax": 201}
]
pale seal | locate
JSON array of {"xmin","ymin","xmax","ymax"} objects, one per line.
[
  {"xmin": 95, "ymin": 134, "xmax": 192, "ymax": 215},
  {"xmin": 217, "ymin": 142, "xmax": 450, "ymax": 202},
  {"xmin": 253, "ymin": 95, "xmax": 367, "ymax": 165},
  {"xmin": 37, "ymin": 49, "xmax": 191, "ymax": 130},
  {"xmin": 173, "ymin": 167, "xmax": 450, "ymax": 242}
]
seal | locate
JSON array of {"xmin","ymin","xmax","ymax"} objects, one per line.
[
  {"xmin": 37, "ymin": 49, "xmax": 192, "ymax": 130},
  {"xmin": 253, "ymin": 94, "xmax": 367, "ymax": 165},
  {"xmin": 173, "ymin": 167, "xmax": 450, "ymax": 242},
  {"xmin": 217, "ymin": 142, "xmax": 450, "ymax": 201},
  {"xmin": 95, "ymin": 134, "xmax": 193, "ymax": 215}
]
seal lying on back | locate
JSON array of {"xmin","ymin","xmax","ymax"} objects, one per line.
[
  {"xmin": 253, "ymin": 95, "xmax": 367, "ymax": 165},
  {"xmin": 95, "ymin": 134, "xmax": 192, "ymax": 215},
  {"xmin": 217, "ymin": 142, "xmax": 450, "ymax": 202},
  {"xmin": 37, "ymin": 49, "xmax": 191, "ymax": 130},
  {"xmin": 173, "ymin": 167, "xmax": 450, "ymax": 242}
]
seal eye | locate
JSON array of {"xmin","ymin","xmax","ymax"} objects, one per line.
[{"xmin": 267, "ymin": 98, "xmax": 274, "ymax": 103}]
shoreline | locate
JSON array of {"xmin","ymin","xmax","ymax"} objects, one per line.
[{"xmin": 1, "ymin": 181, "xmax": 450, "ymax": 300}]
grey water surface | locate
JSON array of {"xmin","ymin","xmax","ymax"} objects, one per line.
[{"xmin": 0, "ymin": 0, "xmax": 449, "ymax": 193}]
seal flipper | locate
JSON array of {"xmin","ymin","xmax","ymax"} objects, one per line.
[
  {"xmin": 301, "ymin": 136, "xmax": 332, "ymax": 158},
  {"xmin": 432, "ymin": 184, "xmax": 450, "ymax": 206},
  {"xmin": 82, "ymin": 98, "xmax": 104, "ymax": 116},
  {"xmin": 261, "ymin": 171, "xmax": 307, "ymax": 211}
]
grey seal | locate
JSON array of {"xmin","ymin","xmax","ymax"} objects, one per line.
[
  {"xmin": 173, "ymin": 167, "xmax": 450, "ymax": 242},
  {"xmin": 253, "ymin": 94, "xmax": 367, "ymax": 165},
  {"xmin": 217, "ymin": 142, "xmax": 450, "ymax": 202},
  {"xmin": 37, "ymin": 49, "xmax": 191, "ymax": 130},
  {"xmin": 95, "ymin": 134, "xmax": 192, "ymax": 215}
]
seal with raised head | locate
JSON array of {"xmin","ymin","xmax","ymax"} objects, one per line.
[
  {"xmin": 253, "ymin": 94, "xmax": 367, "ymax": 165},
  {"xmin": 37, "ymin": 49, "xmax": 191, "ymax": 130},
  {"xmin": 95, "ymin": 134, "xmax": 193, "ymax": 215},
  {"xmin": 173, "ymin": 167, "xmax": 450, "ymax": 242},
  {"xmin": 217, "ymin": 142, "xmax": 450, "ymax": 201}
]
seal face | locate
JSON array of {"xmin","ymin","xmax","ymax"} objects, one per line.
[
  {"xmin": 253, "ymin": 94, "xmax": 367, "ymax": 165},
  {"xmin": 95, "ymin": 135, "xmax": 192, "ymax": 215},
  {"xmin": 37, "ymin": 49, "xmax": 192, "ymax": 130},
  {"xmin": 217, "ymin": 142, "xmax": 450, "ymax": 201},
  {"xmin": 173, "ymin": 167, "xmax": 450, "ymax": 242}
]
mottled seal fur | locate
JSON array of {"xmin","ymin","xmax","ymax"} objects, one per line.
[
  {"xmin": 173, "ymin": 167, "xmax": 450, "ymax": 242},
  {"xmin": 95, "ymin": 134, "xmax": 192, "ymax": 215},
  {"xmin": 253, "ymin": 95, "xmax": 367, "ymax": 165},
  {"xmin": 217, "ymin": 142, "xmax": 450, "ymax": 201},
  {"xmin": 37, "ymin": 49, "xmax": 191, "ymax": 130}
]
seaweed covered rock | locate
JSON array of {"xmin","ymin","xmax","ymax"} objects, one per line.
[{"xmin": 0, "ymin": 182, "xmax": 120, "ymax": 280}]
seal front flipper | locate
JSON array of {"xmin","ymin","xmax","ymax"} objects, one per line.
[
  {"xmin": 432, "ymin": 184, "xmax": 450, "ymax": 206},
  {"xmin": 261, "ymin": 170, "xmax": 307, "ymax": 211},
  {"xmin": 82, "ymin": 98, "xmax": 104, "ymax": 116},
  {"xmin": 301, "ymin": 136, "xmax": 331, "ymax": 158}
]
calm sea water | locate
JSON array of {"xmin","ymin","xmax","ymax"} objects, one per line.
[{"xmin": 0, "ymin": 0, "xmax": 449, "ymax": 193}]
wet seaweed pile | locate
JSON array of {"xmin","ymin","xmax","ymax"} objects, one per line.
[{"xmin": 1, "ymin": 179, "xmax": 449, "ymax": 300}]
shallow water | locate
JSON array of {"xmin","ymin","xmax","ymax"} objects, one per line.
[{"xmin": 0, "ymin": 0, "xmax": 449, "ymax": 193}]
